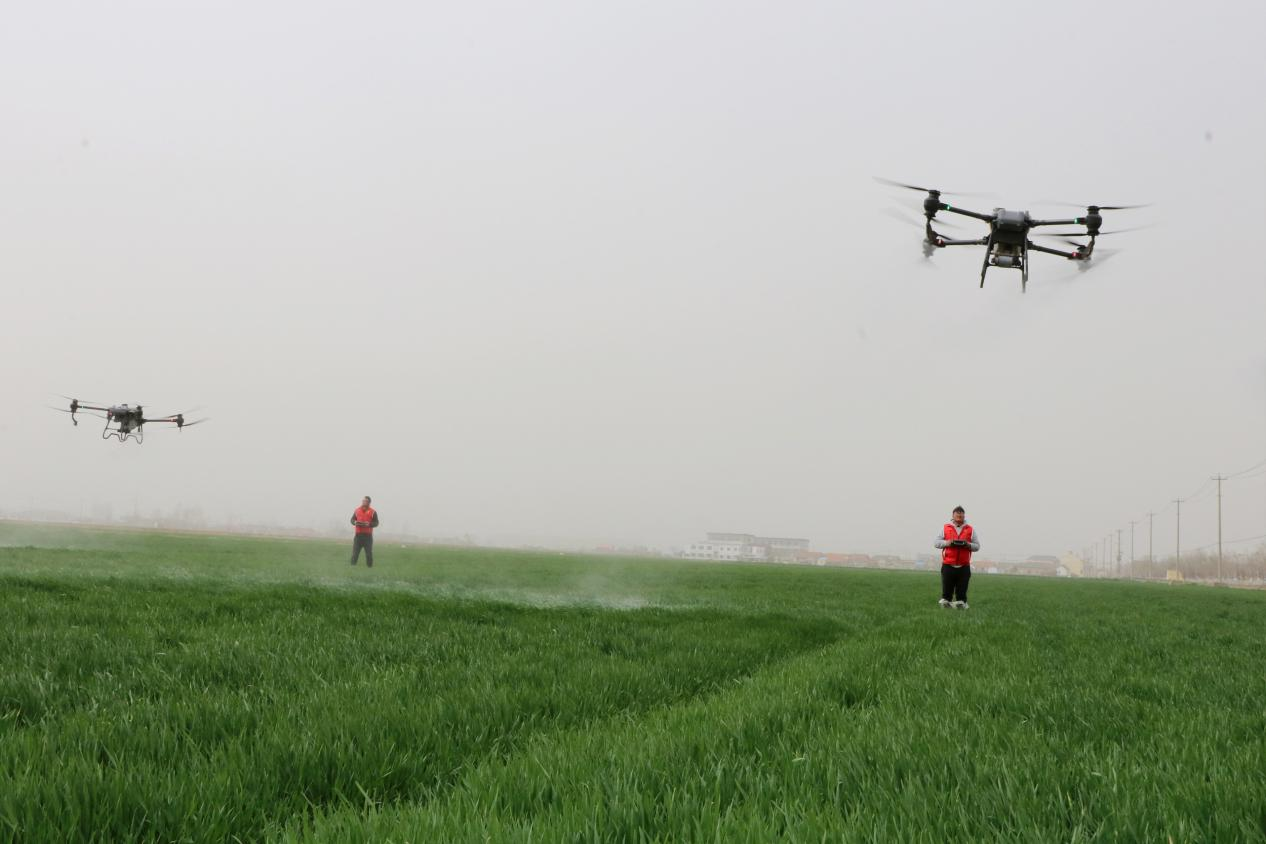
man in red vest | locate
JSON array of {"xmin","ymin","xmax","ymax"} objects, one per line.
[
  {"xmin": 935, "ymin": 506, "xmax": 979, "ymax": 609},
  {"xmin": 350, "ymin": 495, "xmax": 379, "ymax": 567}
]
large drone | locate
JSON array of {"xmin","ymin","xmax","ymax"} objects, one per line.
[
  {"xmin": 57, "ymin": 398, "xmax": 207, "ymax": 444},
  {"xmin": 878, "ymin": 178, "xmax": 1145, "ymax": 292}
]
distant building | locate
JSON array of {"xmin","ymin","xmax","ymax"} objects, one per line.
[
  {"xmin": 1057, "ymin": 553, "xmax": 1085, "ymax": 577},
  {"xmin": 680, "ymin": 533, "xmax": 809, "ymax": 563},
  {"xmin": 1006, "ymin": 558, "xmax": 1061, "ymax": 577}
]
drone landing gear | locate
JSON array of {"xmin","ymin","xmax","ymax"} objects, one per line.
[
  {"xmin": 979, "ymin": 234, "xmax": 994, "ymax": 288},
  {"xmin": 1018, "ymin": 239, "xmax": 1029, "ymax": 293},
  {"xmin": 981, "ymin": 238, "xmax": 1030, "ymax": 291},
  {"xmin": 102, "ymin": 425, "xmax": 143, "ymax": 443}
]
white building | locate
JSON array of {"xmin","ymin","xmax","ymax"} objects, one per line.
[{"xmin": 680, "ymin": 532, "xmax": 809, "ymax": 563}]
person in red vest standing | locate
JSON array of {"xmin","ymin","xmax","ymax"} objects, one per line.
[
  {"xmin": 935, "ymin": 506, "xmax": 979, "ymax": 609},
  {"xmin": 350, "ymin": 496, "xmax": 380, "ymax": 567}
]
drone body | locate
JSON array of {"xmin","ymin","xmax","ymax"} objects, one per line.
[
  {"xmin": 881, "ymin": 179, "xmax": 1143, "ymax": 292},
  {"xmin": 60, "ymin": 398, "xmax": 205, "ymax": 443}
]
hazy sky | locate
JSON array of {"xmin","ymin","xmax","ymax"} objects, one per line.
[{"xmin": 3, "ymin": 0, "xmax": 1264, "ymax": 558}]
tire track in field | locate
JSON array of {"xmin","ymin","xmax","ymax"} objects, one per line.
[
  {"xmin": 283, "ymin": 627, "xmax": 896, "ymax": 842},
  {"xmin": 282, "ymin": 608, "xmax": 901, "ymax": 841}
]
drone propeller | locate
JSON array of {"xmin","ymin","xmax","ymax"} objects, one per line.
[
  {"xmin": 1037, "ymin": 227, "xmax": 1145, "ymax": 237},
  {"xmin": 874, "ymin": 177, "xmax": 995, "ymax": 198},
  {"xmin": 876, "ymin": 177, "xmax": 940, "ymax": 193},
  {"xmin": 1078, "ymin": 247, "xmax": 1120, "ymax": 266},
  {"xmin": 1035, "ymin": 201, "xmax": 1149, "ymax": 211},
  {"xmin": 1043, "ymin": 248, "xmax": 1121, "ymax": 284},
  {"xmin": 1038, "ymin": 236, "xmax": 1090, "ymax": 250},
  {"xmin": 881, "ymin": 207, "xmax": 962, "ymax": 230},
  {"xmin": 56, "ymin": 394, "xmax": 109, "ymax": 409},
  {"xmin": 48, "ymin": 406, "xmax": 108, "ymax": 420},
  {"xmin": 1036, "ymin": 235, "xmax": 1122, "ymax": 267},
  {"xmin": 145, "ymin": 416, "xmax": 209, "ymax": 433}
]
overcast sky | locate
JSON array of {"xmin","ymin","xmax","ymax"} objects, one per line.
[{"xmin": 2, "ymin": 0, "xmax": 1263, "ymax": 558}]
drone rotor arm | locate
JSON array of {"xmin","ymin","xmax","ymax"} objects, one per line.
[
  {"xmin": 932, "ymin": 235, "xmax": 990, "ymax": 247},
  {"xmin": 1027, "ymin": 240, "xmax": 1086, "ymax": 260},
  {"xmin": 50, "ymin": 407, "xmax": 109, "ymax": 419},
  {"xmin": 940, "ymin": 205, "xmax": 994, "ymax": 223},
  {"xmin": 145, "ymin": 416, "xmax": 209, "ymax": 431}
]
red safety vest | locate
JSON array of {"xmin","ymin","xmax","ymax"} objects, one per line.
[
  {"xmin": 353, "ymin": 506, "xmax": 376, "ymax": 535},
  {"xmin": 942, "ymin": 523, "xmax": 974, "ymax": 566}
]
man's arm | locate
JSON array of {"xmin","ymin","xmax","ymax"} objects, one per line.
[
  {"xmin": 370, "ymin": 512, "xmax": 380, "ymax": 528},
  {"xmin": 351, "ymin": 513, "xmax": 359, "ymax": 526},
  {"xmin": 967, "ymin": 530, "xmax": 980, "ymax": 552},
  {"xmin": 933, "ymin": 532, "xmax": 950, "ymax": 549}
]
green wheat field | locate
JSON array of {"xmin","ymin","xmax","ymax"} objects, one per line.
[{"xmin": 2, "ymin": 522, "xmax": 1265, "ymax": 843}]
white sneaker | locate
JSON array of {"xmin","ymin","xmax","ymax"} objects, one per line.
[
  {"xmin": 938, "ymin": 598, "xmax": 951, "ymax": 608},
  {"xmin": 952, "ymin": 600, "xmax": 966, "ymax": 609}
]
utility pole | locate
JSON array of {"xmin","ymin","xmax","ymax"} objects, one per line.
[
  {"xmin": 1116, "ymin": 528, "xmax": 1123, "ymax": 578},
  {"xmin": 1147, "ymin": 511, "xmax": 1155, "ymax": 580},
  {"xmin": 1213, "ymin": 474, "xmax": 1225, "ymax": 582},
  {"xmin": 1129, "ymin": 520, "xmax": 1137, "ymax": 580},
  {"xmin": 1174, "ymin": 499, "xmax": 1184, "ymax": 576}
]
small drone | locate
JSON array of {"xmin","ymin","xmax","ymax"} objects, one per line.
[
  {"xmin": 878, "ymin": 178, "xmax": 1145, "ymax": 292},
  {"xmin": 57, "ymin": 398, "xmax": 207, "ymax": 443}
]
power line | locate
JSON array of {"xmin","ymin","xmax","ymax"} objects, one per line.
[
  {"xmin": 1227, "ymin": 456, "xmax": 1266, "ymax": 479},
  {"xmin": 1089, "ymin": 456, "xmax": 1266, "ymax": 572},
  {"xmin": 1184, "ymin": 477, "xmax": 1214, "ymax": 502},
  {"xmin": 1176, "ymin": 489, "xmax": 1216, "ymax": 509},
  {"xmin": 1190, "ymin": 533, "xmax": 1266, "ymax": 552}
]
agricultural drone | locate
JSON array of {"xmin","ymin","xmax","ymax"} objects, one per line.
[
  {"xmin": 877, "ymin": 178, "xmax": 1145, "ymax": 292},
  {"xmin": 56, "ymin": 398, "xmax": 207, "ymax": 444}
]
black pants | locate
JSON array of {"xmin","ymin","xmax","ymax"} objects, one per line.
[
  {"xmin": 940, "ymin": 564, "xmax": 970, "ymax": 602},
  {"xmin": 351, "ymin": 534, "xmax": 374, "ymax": 567}
]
